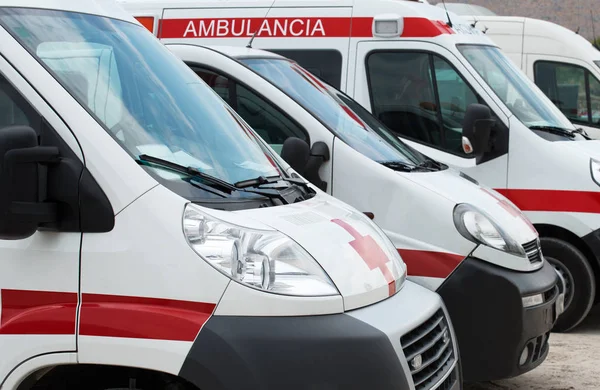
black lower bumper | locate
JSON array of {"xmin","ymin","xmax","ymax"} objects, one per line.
[
  {"xmin": 437, "ymin": 257, "xmax": 559, "ymax": 382},
  {"xmin": 178, "ymin": 313, "xmax": 419, "ymax": 390}
]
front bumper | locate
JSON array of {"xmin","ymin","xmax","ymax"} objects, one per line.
[
  {"xmin": 178, "ymin": 282, "xmax": 461, "ymax": 390},
  {"xmin": 437, "ymin": 257, "xmax": 559, "ymax": 382}
]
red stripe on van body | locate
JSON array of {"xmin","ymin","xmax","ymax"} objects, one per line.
[
  {"xmin": 79, "ymin": 294, "xmax": 216, "ymax": 341},
  {"xmin": 0, "ymin": 289, "xmax": 77, "ymax": 335},
  {"xmin": 397, "ymin": 249, "xmax": 464, "ymax": 279},
  {"xmin": 158, "ymin": 17, "xmax": 454, "ymax": 39},
  {"xmin": 494, "ymin": 189, "xmax": 600, "ymax": 214}
]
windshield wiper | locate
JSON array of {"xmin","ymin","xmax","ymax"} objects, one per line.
[
  {"xmin": 573, "ymin": 127, "xmax": 592, "ymax": 140},
  {"xmin": 234, "ymin": 175, "xmax": 282, "ymax": 189},
  {"xmin": 137, "ymin": 154, "xmax": 238, "ymax": 194},
  {"xmin": 380, "ymin": 161, "xmax": 436, "ymax": 172},
  {"xmin": 529, "ymin": 125, "xmax": 576, "ymax": 139}
]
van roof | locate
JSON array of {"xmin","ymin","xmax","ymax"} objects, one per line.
[
  {"xmin": 468, "ymin": 15, "xmax": 600, "ymax": 61},
  {"xmin": 0, "ymin": 0, "xmax": 138, "ymax": 24},
  {"xmin": 199, "ymin": 44, "xmax": 285, "ymax": 59}
]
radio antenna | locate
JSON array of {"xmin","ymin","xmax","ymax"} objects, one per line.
[
  {"xmin": 592, "ymin": 10, "xmax": 599, "ymax": 50},
  {"xmin": 247, "ymin": 0, "xmax": 277, "ymax": 48},
  {"xmin": 441, "ymin": 0, "xmax": 453, "ymax": 28}
]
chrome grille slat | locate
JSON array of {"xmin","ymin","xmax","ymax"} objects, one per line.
[
  {"xmin": 411, "ymin": 339, "xmax": 452, "ymax": 375},
  {"xmin": 401, "ymin": 309, "xmax": 457, "ymax": 390},
  {"xmin": 406, "ymin": 324, "xmax": 449, "ymax": 361},
  {"xmin": 402, "ymin": 314, "xmax": 444, "ymax": 350},
  {"xmin": 414, "ymin": 348, "xmax": 453, "ymax": 387},
  {"xmin": 523, "ymin": 238, "xmax": 542, "ymax": 264}
]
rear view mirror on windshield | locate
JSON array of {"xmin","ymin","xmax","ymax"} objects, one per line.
[
  {"xmin": 281, "ymin": 137, "xmax": 330, "ymax": 191},
  {"xmin": 461, "ymin": 104, "xmax": 495, "ymax": 163}
]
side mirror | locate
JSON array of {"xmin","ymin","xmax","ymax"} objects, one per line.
[
  {"xmin": 461, "ymin": 103, "xmax": 495, "ymax": 162},
  {"xmin": 0, "ymin": 126, "xmax": 59, "ymax": 239},
  {"xmin": 281, "ymin": 137, "xmax": 330, "ymax": 191}
]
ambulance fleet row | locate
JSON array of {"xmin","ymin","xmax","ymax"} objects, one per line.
[{"xmin": 0, "ymin": 0, "xmax": 590, "ymax": 389}]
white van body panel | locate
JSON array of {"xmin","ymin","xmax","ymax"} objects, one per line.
[{"xmin": 0, "ymin": 2, "xmax": 452, "ymax": 388}]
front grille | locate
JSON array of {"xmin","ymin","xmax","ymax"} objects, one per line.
[
  {"xmin": 401, "ymin": 310, "xmax": 456, "ymax": 390},
  {"xmin": 523, "ymin": 238, "xmax": 542, "ymax": 264},
  {"xmin": 524, "ymin": 332, "xmax": 551, "ymax": 365}
]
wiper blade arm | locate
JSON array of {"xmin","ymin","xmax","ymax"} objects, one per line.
[
  {"xmin": 137, "ymin": 154, "xmax": 238, "ymax": 192},
  {"xmin": 234, "ymin": 175, "xmax": 282, "ymax": 189},
  {"xmin": 529, "ymin": 125, "xmax": 576, "ymax": 139},
  {"xmin": 380, "ymin": 160, "xmax": 436, "ymax": 172}
]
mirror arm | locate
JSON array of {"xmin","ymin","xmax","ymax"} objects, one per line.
[{"xmin": 3, "ymin": 146, "xmax": 60, "ymax": 224}]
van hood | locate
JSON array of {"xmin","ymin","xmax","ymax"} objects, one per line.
[
  {"xmin": 402, "ymin": 168, "xmax": 539, "ymax": 246},
  {"xmin": 227, "ymin": 193, "xmax": 407, "ymax": 311},
  {"xmin": 566, "ymin": 139, "xmax": 600, "ymax": 159}
]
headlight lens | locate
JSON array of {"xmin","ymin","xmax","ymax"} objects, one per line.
[
  {"xmin": 453, "ymin": 203, "xmax": 526, "ymax": 257},
  {"xmin": 183, "ymin": 204, "xmax": 339, "ymax": 296},
  {"xmin": 590, "ymin": 158, "xmax": 600, "ymax": 187}
]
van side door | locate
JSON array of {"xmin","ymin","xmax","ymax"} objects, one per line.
[
  {"xmin": 0, "ymin": 53, "xmax": 82, "ymax": 382},
  {"xmin": 350, "ymin": 40, "xmax": 511, "ymax": 188}
]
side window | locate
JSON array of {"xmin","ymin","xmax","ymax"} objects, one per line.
[
  {"xmin": 432, "ymin": 56, "xmax": 479, "ymax": 153},
  {"xmin": 367, "ymin": 51, "xmax": 480, "ymax": 156},
  {"xmin": 534, "ymin": 61, "xmax": 588, "ymax": 124},
  {"xmin": 194, "ymin": 68, "xmax": 232, "ymax": 102},
  {"xmin": 0, "ymin": 76, "xmax": 33, "ymax": 128},
  {"xmin": 267, "ymin": 49, "xmax": 343, "ymax": 89},
  {"xmin": 192, "ymin": 67, "xmax": 308, "ymax": 155},
  {"xmin": 590, "ymin": 75, "xmax": 600, "ymax": 125}
]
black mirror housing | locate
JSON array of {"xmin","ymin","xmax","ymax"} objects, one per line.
[
  {"xmin": 280, "ymin": 137, "xmax": 330, "ymax": 192},
  {"xmin": 462, "ymin": 104, "xmax": 495, "ymax": 162},
  {"xmin": 0, "ymin": 126, "xmax": 59, "ymax": 239}
]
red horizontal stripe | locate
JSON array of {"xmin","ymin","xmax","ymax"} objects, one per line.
[
  {"xmin": 158, "ymin": 16, "xmax": 453, "ymax": 39},
  {"xmin": 80, "ymin": 293, "xmax": 216, "ymax": 341},
  {"xmin": 0, "ymin": 289, "xmax": 77, "ymax": 335},
  {"xmin": 495, "ymin": 189, "xmax": 600, "ymax": 214},
  {"xmin": 398, "ymin": 249, "xmax": 464, "ymax": 279}
]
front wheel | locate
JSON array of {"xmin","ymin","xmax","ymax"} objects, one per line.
[{"xmin": 541, "ymin": 237, "xmax": 596, "ymax": 332}]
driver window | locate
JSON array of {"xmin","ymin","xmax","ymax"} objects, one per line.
[
  {"xmin": 193, "ymin": 67, "xmax": 308, "ymax": 155},
  {"xmin": 432, "ymin": 56, "xmax": 479, "ymax": 154},
  {"xmin": 367, "ymin": 51, "xmax": 480, "ymax": 156},
  {"xmin": 534, "ymin": 61, "xmax": 597, "ymax": 126}
]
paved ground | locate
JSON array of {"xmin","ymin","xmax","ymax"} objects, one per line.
[{"xmin": 466, "ymin": 307, "xmax": 600, "ymax": 390}]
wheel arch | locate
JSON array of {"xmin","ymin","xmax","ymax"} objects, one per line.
[
  {"xmin": 535, "ymin": 223, "xmax": 600, "ymax": 302},
  {"xmin": 15, "ymin": 364, "xmax": 199, "ymax": 390}
]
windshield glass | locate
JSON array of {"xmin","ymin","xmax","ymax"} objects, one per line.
[
  {"xmin": 241, "ymin": 58, "xmax": 423, "ymax": 166},
  {"xmin": 0, "ymin": 8, "xmax": 280, "ymax": 189},
  {"xmin": 458, "ymin": 45, "xmax": 576, "ymax": 131}
]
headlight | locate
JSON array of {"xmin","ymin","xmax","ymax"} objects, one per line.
[
  {"xmin": 590, "ymin": 158, "xmax": 600, "ymax": 187},
  {"xmin": 453, "ymin": 203, "xmax": 526, "ymax": 257},
  {"xmin": 183, "ymin": 204, "xmax": 339, "ymax": 297}
]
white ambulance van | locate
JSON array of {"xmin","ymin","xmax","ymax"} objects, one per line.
[
  {"xmin": 121, "ymin": 0, "xmax": 600, "ymax": 335},
  {"xmin": 456, "ymin": 13, "xmax": 600, "ymax": 140},
  {"xmin": 160, "ymin": 42, "xmax": 562, "ymax": 383},
  {"xmin": 0, "ymin": 2, "xmax": 463, "ymax": 390}
]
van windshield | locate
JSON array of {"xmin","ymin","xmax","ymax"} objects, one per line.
[
  {"xmin": 458, "ymin": 45, "xmax": 577, "ymax": 133},
  {"xmin": 241, "ymin": 58, "xmax": 424, "ymax": 167},
  {"xmin": 0, "ymin": 8, "xmax": 280, "ymax": 189}
]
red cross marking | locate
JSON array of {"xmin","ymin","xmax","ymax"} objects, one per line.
[
  {"xmin": 331, "ymin": 219, "xmax": 396, "ymax": 296},
  {"xmin": 481, "ymin": 188, "xmax": 538, "ymax": 234}
]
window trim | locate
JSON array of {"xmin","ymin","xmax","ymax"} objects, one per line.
[
  {"xmin": 187, "ymin": 62, "xmax": 312, "ymax": 148},
  {"xmin": 533, "ymin": 59, "xmax": 600, "ymax": 128},
  {"xmin": 364, "ymin": 49, "xmax": 487, "ymax": 159}
]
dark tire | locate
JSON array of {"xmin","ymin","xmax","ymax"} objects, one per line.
[{"xmin": 541, "ymin": 237, "xmax": 596, "ymax": 332}]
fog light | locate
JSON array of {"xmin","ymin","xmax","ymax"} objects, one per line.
[
  {"xmin": 522, "ymin": 293, "xmax": 544, "ymax": 308},
  {"xmin": 519, "ymin": 345, "xmax": 530, "ymax": 366}
]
